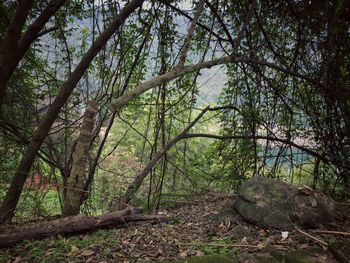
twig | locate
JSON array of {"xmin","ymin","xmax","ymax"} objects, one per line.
[
  {"xmin": 295, "ymin": 227, "xmax": 328, "ymax": 247},
  {"xmin": 232, "ymin": 0, "xmax": 256, "ymax": 51},
  {"xmin": 309, "ymin": 230, "xmax": 350, "ymax": 237},
  {"xmin": 165, "ymin": 3, "xmax": 229, "ymax": 42},
  {"xmin": 182, "ymin": 242, "xmax": 261, "ymax": 249},
  {"xmin": 177, "ymin": 0, "xmax": 206, "ymax": 67}
]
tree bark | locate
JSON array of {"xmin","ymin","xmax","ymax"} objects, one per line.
[
  {"xmin": 109, "ymin": 55, "xmax": 321, "ymax": 114},
  {"xmin": 0, "ymin": 0, "xmax": 34, "ymax": 107},
  {"xmin": 0, "ymin": 0, "xmax": 67, "ymax": 110},
  {"xmin": 0, "ymin": 207, "xmax": 169, "ymax": 248},
  {"xmin": 0, "ymin": 0, "xmax": 144, "ymax": 224},
  {"xmin": 62, "ymin": 100, "xmax": 99, "ymax": 216}
]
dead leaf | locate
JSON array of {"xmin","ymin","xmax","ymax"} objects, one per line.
[
  {"xmin": 196, "ymin": 250, "xmax": 205, "ymax": 257},
  {"xmin": 257, "ymin": 238, "xmax": 270, "ymax": 249},
  {"xmin": 147, "ymin": 247, "xmax": 163, "ymax": 258},
  {"xmin": 129, "ymin": 243, "xmax": 136, "ymax": 252},
  {"xmin": 258, "ymin": 229, "xmax": 268, "ymax": 237},
  {"xmin": 81, "ymin": 249, "xmax": 95, "ymax": 257},
  {"xmin": 299, "ymin": 243, "xmax": 310, "ymax": 249},
  {"xmin": 70, "ymin": 245, "xmax": 79, "ymax": 254},
  {"xmin": 179, "ymin": 251, "xmax": 187, "ymax": 258},
  {"xmin": 217, "ymin": 222, "xmax": 229, "ymax": 234},
  {"xmin": 86, "ymin": 256, "xmax": 94, "ymax": 263},
  {"xmin": 256, "ymin": 199, "xmax": 266, "ymax": 208},
  {"xmin": 310, "ymin": 199, "xmax": 318, "ymax": 207},
  {"xmin": 122, "ymin": 240, "xmax": 130, "ymax": 248},
  {"xmin": 298, "ymin": 186, "xmax": 313, "ymax": 195},
  {"xmin": 240, "ymin": 236, "xmax": 248, "ymax": 244}
]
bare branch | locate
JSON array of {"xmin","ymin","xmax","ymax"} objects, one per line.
[
  {"xmin": 110, "ymin": 54, "xmax": 323, "ymax": 112},
  {"xmin": 36, "ymin": 26, "xmax": 60, "ymax": 38},
  {"xmin": 0, "ymin": 0, "xmax": 144, "ymax": 224},
  {"xmin": 177, "ymin": 0, "xmax": 206, "ymax": 68},
  {"xmin": 232, "ymin": 0, "xmax": 256, "ymax": 52},
  {"xmin": 205, "ymin": 0, "xmax": 235, "ymax": 47},
  {"xmin": 166, "ymin": 3, "xmax": 229, "ymax": 43},
  {"xmin": 182, "ymin": 133, "xmax": 327, "ymax": 162},
  {"xmin": 121, "ymin": 105, "xmax": 211, "ymax": 205}
]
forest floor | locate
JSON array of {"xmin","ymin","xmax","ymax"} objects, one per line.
[{"xmin": 0, "ymin": 192, "xmax": 349, "ymax": 262}]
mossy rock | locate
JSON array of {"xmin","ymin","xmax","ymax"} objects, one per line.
[{"xmin": 234, "ymin": 176, "xmax": 335, "ymax": 229}]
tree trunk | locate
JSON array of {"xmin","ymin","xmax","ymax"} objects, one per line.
[
  {"xmin": 0, "ymin": 207, "xmax": 169, "ymax": 248},
  {"xmin": 0, "ymin": 0, "xmax": 143, "ymax": 224},
  {"xmin": 0, "ymin": 0, "xmax": 67, "ymax": 110},
  {"xmin": 0, "ymin": 0, "xmax": 34, "ymax": 107},
  {"xmin": 62, "ymin": 100, "xmax": 98, "ymax": 216}
]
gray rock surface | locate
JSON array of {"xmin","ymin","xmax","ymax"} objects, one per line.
[{"xmin": 234, "ymin": 176, "xmax": 335, "ymax": 229}]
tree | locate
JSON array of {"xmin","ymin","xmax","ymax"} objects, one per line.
[
  {"xmin": 0, "ymin": 0, "xmax": 68, "ymax": 111},
  {"xmin": 0, "ymin": 0, "xmax": 349, "ymax": 223},
  {"xmin": 62, "ymin": 100, "xmax": 98, "ymax": 216},
  {"xmin": 0, "ymin": 0, "xmax": 144, "ymax": 223}
]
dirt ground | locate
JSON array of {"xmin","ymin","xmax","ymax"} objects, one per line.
[
  {"xmin": 110, "ymin": 193, "xmax": 350, "ymax": 262},
  {"xmin": 1, "ymin": 192, "xmax": 350, "ymax": 262}
]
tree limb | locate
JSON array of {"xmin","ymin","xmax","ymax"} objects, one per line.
[
  {"xmin": 0, "ymin": 0, "xmax": 144, "ymax": 224},
  {"xmin": 178, "ymin": 0, "xmax": 205, "ymax": 67},
  {"xmin": 0, "ymin": 208, "xmax": 169, "ymax": 248}
]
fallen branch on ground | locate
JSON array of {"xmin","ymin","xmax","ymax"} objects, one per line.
[
  {"xmin": 295, "ymin": 227, "xmax": 328, "ymax": 247},
  {"xmin": 182, "ymin": 242, "xmax": 261, "ymax": 249},
  {"xmin": 309, "ymin": 229, "xmax": 350, "ymax": 237},
  {"xmin": 0, "ymin": 208, "xmax": 169, "ymax": 248}
]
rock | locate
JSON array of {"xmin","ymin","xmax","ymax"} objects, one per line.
[
  {"xmin": 234, "ymin": 176, "xmax": 335, "ymax": 229},
  {"xmin": 213, "ymin": 204, "xmax": 238, "ymax": 222}
]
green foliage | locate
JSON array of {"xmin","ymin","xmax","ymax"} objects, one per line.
[
  {"xmin": 1, "ymin": 0, "xmax": 349, "ymax": 223},
  {"xmin": 0, "ymin": 229, "xmax": 121, "ymax": 263},
  {"xmin": 14, "ymin": 189, "xmax": 61, "ymax": 222},
  {"xmin": 190, "ymin": 238, "xmax": 234, "ymax": 257}
]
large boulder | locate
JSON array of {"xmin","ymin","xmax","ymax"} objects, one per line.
[{"xmin": 234, "ymin": 176, "xmax": 335, "ymax": 229}]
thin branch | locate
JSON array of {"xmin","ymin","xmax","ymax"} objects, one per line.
[
  {"xmin": 121, "ymin": 106, "xmax": 211, "ymax": 205},
  {"xmin": 165, "ymin": 3, "xmax": 229, "ymax": 43},
  {"xmin": 232, "ymin": 0, "xmax": 256, "ymax": 52},
  {"xmin": 182, "ymin": 242, "xmax": 261, "ymax": 249},
  {"xmin": 110, "ymin": 54, "xmax": 324, "ymax": 112},
  {"xmin": 36, "ymin": 27, "xmax": 60, "ymax": 38},
  {"xmin": 309, "ymin": 230, "xmax": 350, "ymax": 237},
  {"xmin": 178, "ymin": 0, "xmax": 206, "ymax": 68},
  {"xmin": 182, "ymin": 133, "xmax": 328, "ymax": 163},
  {"xmin": 18, "ymin": 0, "xmax": 67, "ymax": 52},
  {"xmin": 295, "ymin": 227, "xmax": 328, "ymax": 247},
  {"xmin": 205, "ymin": 0, "xmax": 235, "ymax": 47}
]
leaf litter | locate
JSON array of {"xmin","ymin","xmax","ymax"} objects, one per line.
[{"xmin": 1, "ymin": 192, "xmax": 349, "ymax": 262}]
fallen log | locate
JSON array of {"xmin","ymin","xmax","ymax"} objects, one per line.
[{"xmin": 0, "ymin": 207, "xmax": 169, "ymax": 248}]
